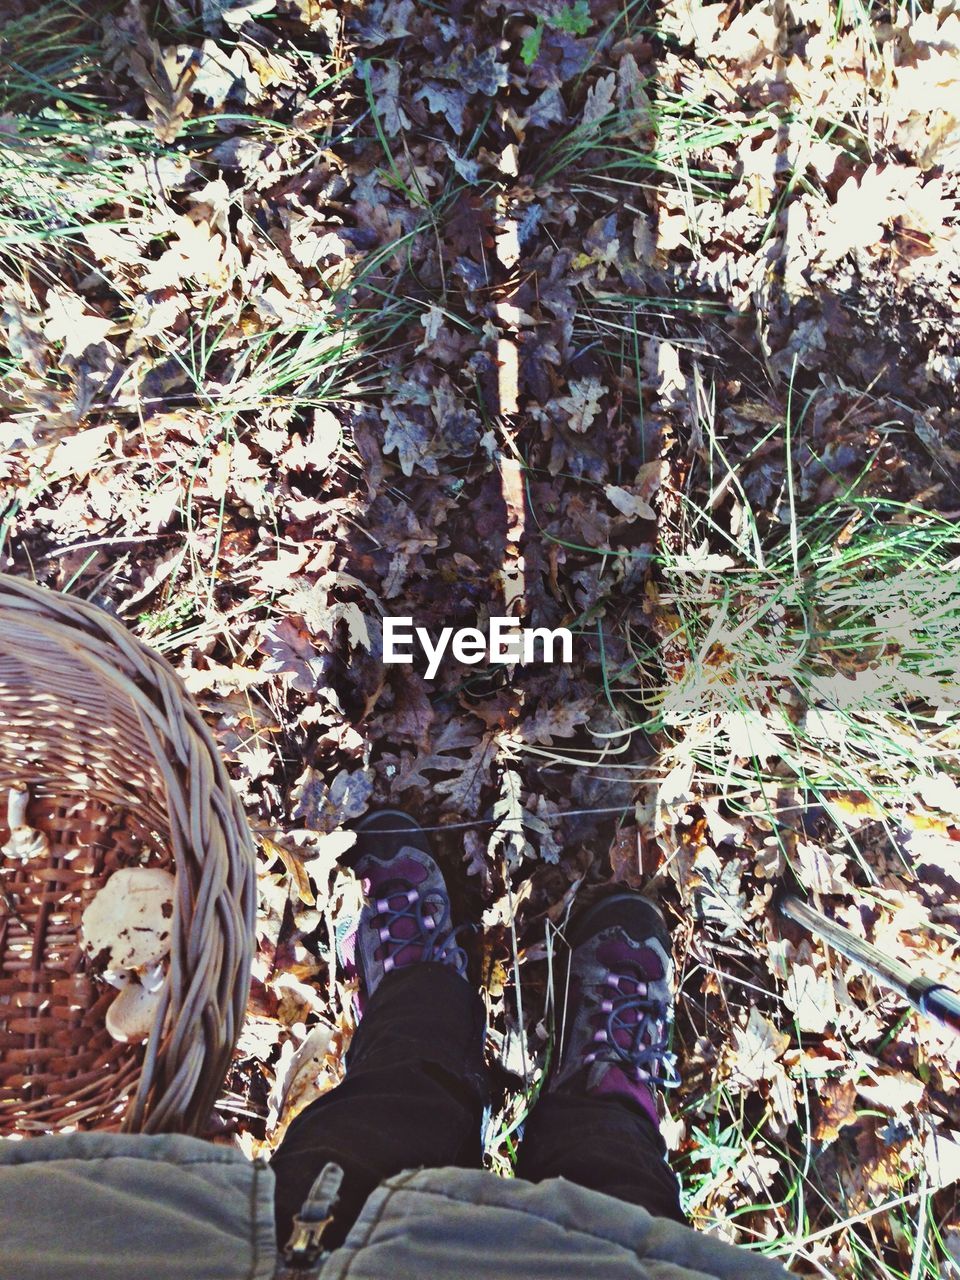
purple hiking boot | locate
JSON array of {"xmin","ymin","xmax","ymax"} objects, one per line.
[
  {"xmin": 336, "ymin": 809, "xmax": 469, "ymax": 1016},
  {"xmin": 551, "ymin": 892, "xmax": 679, "ymax": 1129}
]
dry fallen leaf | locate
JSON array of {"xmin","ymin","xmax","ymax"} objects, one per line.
[
  {"xmin": 261, "ymin": 835, "xmax": 315, "ymax": 906},
  {"xmin": 783, "ymin": 961, "xmax": 836, "ymax": 1034},
  {"xmin": 258, "ymin": 618, "xmax": 331, "ymax": 695},
  {"xmin": 43, "ymin": 290, "xmax": 114, "ymax": 357},
  {"xmin": 290, "ymin": 767, "xmax": 374, "ymax": 835},
  {"xmin": 519, "ymin": 697, "xmax": 592, "ymax": 745},
  {"xmin": 728, "ymin": 1006, "xmax": 791, "ymax": 1088},
  {"xmin": 605, "ymin": 483, "xmax": 656, "ymax": 521},
  {"xmin": 556, "ymin": 377, "xmax": 605, "ymax": 433},
  {"xmin": 812, "ymin": 1078, "xmax": 859, "ymax": 1142}
]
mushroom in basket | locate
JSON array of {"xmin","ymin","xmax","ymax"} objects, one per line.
[
  {"xmin": 2, "ymin": 786, "xmax": 51, "ymax": 861},
  {"xmin": 80, "ymin": 867, "xmax": 176, "ymax": 1043}
]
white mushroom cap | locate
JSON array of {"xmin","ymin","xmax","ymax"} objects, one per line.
[
  {"xmin": 105, "ymin": 981, "xmax": 162, "ymax": 1043},
  {"xmin": 80, "ymin": 867, "xmax": 175, "ymax": 973}
]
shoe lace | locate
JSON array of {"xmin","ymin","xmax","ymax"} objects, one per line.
[
  {"xmin": 582, "ymin": 968, "xmax": 680, "ymax": 1089},
  {"xmin": 372, "ymin": 883, "xmax": 470, "ymax": 976}
]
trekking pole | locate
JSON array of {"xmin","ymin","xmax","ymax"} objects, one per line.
[{"xmin": 777, "ymin": 892, "xmax": 960, "ymax": 1036}]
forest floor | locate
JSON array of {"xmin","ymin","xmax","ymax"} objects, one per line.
[{"xmin": 3, "ymin": 1, "xmax": 960, "ymax": 1275}]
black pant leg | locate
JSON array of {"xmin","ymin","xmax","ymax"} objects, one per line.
[
  {"xmin": 270, "ymin": 963, "xmax": 487, "ymax": 1250},
  {"xmin": 515, "ymin": 1092, "xmax": 687, "ymax": 1224}
]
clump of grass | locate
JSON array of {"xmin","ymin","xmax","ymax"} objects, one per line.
[
  {"xmin": 0, "ymin": 1, "xmax": 159, "ymax": 277},
  {"xmin": 651, "ymin": 502, "xmax": 957, "ymax": 782},
  {"xmin": 631, "ymin": 454, "xmax": 960, "ymax": 856}
]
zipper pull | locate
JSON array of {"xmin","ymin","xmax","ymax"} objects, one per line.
[{"xmin": 281, "ymin": 1161, "xmax": 344, "ymax": 1272}]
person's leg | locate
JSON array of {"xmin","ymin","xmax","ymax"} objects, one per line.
[
  {"xmin": 515, "ymin": 1091, "xmax": 684, "ymax": 1221},
  {"xmin": 270, "ymin": 811, "xmax": 487, "ymax": 1250},
  {"xmin": 271, "ymin": 962, "xmax": 486, "ymax": 1249},
  {"xmin": 515, "ymin": 893, "xmax": 686, "ymax": 1223}
]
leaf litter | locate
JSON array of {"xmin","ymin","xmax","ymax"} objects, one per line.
[{"xmin": 2, "ymin": 0, "xmax": 960, "ymax": 1271}]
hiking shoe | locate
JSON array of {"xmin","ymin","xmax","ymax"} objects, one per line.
[
  {"xmin": 551, "ymin": 892, "xmax": 679, "ymax": 1126},
  {"xmin": 336, "ymin": 809, "xmax": 469, "ymax": 1015}
]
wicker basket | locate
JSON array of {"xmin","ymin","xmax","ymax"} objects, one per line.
[{"xmin": 0, "ymin": 574, "xmax": 256, "ymax": 1136}]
